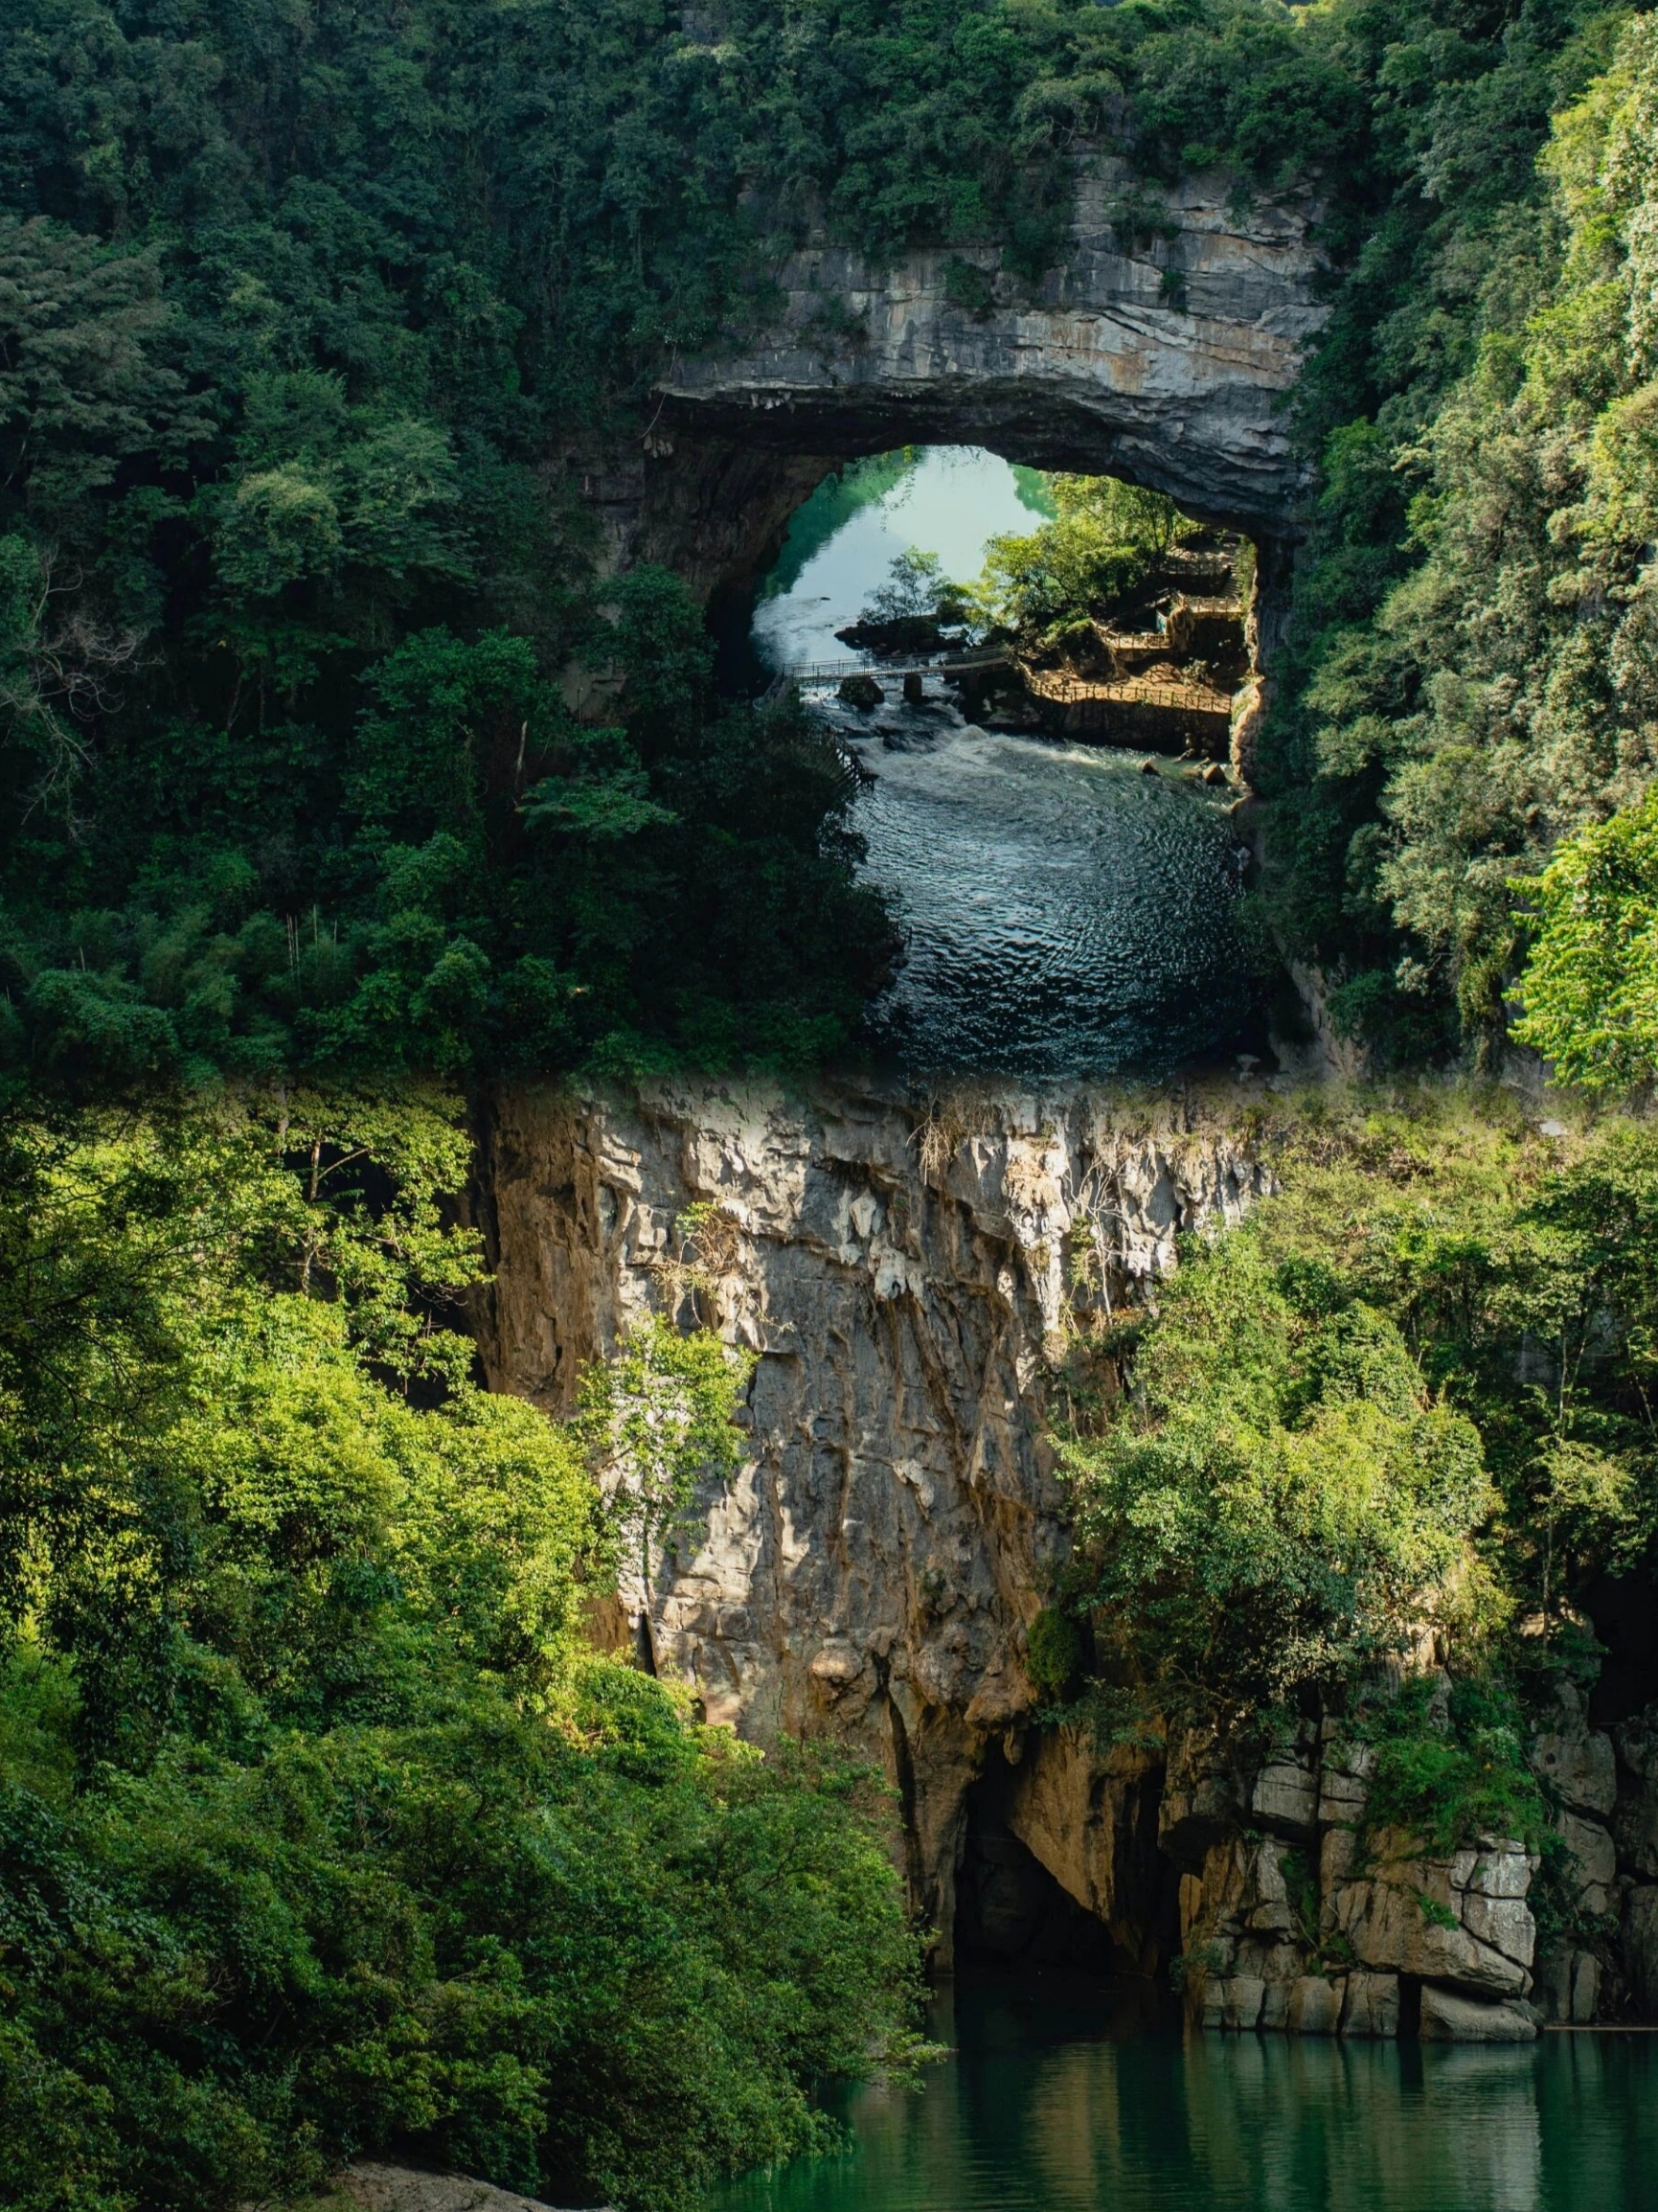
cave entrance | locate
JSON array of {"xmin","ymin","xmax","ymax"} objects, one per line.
[{"xmin": 955, "ymin": 1743, "xmax": 1120, "ymax": 1975}]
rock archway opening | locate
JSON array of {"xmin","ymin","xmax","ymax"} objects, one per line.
[{"xmin": 725, "ymin": 441, "xmax": 1268, "ymax": 1083}]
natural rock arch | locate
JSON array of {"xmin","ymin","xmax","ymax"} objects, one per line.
[{"xmin": 615, "ymin": 156, "xmax": 1326, "ymax": 650}]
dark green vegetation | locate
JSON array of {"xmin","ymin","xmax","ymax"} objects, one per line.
[
  {"xmin": 0, "ymin": 1100, "xmax": 926, "ymax": 2212},
  {"xmin": 1261, "ymin": 11, "xmax": 1658, "ymax": 1066},
  {"xmin": 1056, "ymin": 1094, "xmax": 1658, "ymax": 1850},
  {"xmin": 1, "ymin": 0, "xmax": 1653, "ymax": 1087}
]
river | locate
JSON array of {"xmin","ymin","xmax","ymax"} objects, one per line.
[
  {"xmin": 708, "ymin": 1977, "xmax": 1658, "ymax": 2212},
  {"xmin": 750, "ymin": 447, "xmax": 1253, "ymax": 1082}
]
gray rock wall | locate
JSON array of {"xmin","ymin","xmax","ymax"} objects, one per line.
[
  {"xmin": 654, "ymin": 157, "xmax": 1326, "ymax": 541},
  {"xmin": 474, "ymin": 1073, "xmax": 1270, "ymax": 1954}
]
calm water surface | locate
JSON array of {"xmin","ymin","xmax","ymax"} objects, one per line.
[
  {"xmin": 708, "ymin": 1980, "xmax": 1658, "ymax": 2212},
  {"xmin": 753, "ymin": 446, "xmax": 1051, "ymax": 671}
]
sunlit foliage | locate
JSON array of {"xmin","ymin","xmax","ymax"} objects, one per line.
[{"xmin": 0, "ymin": 1100, "xmax": 926, "ymax": 2212}]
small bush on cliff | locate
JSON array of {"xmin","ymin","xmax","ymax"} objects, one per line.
[
  {"xmin": 1026, "ymin": 1605, "xmax": 1084, "ymax": 1696},
  {"xmin": 1353, "ymin": 1676, "xmax": 1548, "ymax": 1856},
  {"xmin": 0, "ymin": 1100, "xmax": 927, "ymax": 2212},
  {"xmin": 1057, "ymin": 1230, "xmax": 1497, "ymax": 1718}
]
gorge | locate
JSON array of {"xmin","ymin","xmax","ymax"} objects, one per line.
[{"xmin": 6, "ymin": 0, "xmax": 1658, "ymax": 2205}]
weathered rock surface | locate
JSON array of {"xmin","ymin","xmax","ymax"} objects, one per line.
[
  {"xmin": 340, "ymin": 2165, "xmax": 608, "ymax": 2212},
  {"xmin": 655, "ymin": 158, "xmax": 1325, "ymax": 538},
  {"xmin": 475, "ymin": 1073, "xmax": 1271, "ymax": 1955},
  {"xmin": 1418, "ymin": 1989, "xmax": 1539, "ymax": 2043},
  {"xmin": 1624, "ymin": 1884, "xmax": 1658, "ymax": 2015},
  {"xmin": 1613, "ymin": 1709, "xmax": 1658, "ymax": 1882},
  {"xmin": 1001, "ymin": 1725, "xmax": 1169, "ymax": 1975},
  {"xmin": 1533, "ymin": 1682, "xmax": 1618, "ymax": 1817},
  {"xmin": 1329, "ymin": 1831, "xmax": 1538, "ymax": 1999}
]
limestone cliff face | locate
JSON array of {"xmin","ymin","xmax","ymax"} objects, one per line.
[
  {"xmin": 473, "ymin": 1074, "xmax": 1271, "ymax": 1955},
  {"xmin": 472, "ymin": 1071, "xmax": 1658, "ymax": 2028},
  {"xmin": 651, "ymin": 157, "xmax": 1325, "ymax": 545}
]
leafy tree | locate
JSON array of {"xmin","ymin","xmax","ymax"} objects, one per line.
[
  {"xmin": 578, "ymin": 1315, "xmax": 756, "ymax": 1601},
  {"xmin": 975, "ymin": 474, "xmax": 1191, "ymax": 636},
  {"xmin": 860, "ymin": 547, "xmax": 972, "ymax": 629},
  {"xmin": 1510, "ymin": 786, "xmax": 1658, "ymax": 1091},
  {"xmin": 1059, "ymin": 1230, "xmax": 1496, "ymax": 1719},
  {"xmin": 1253, "ymin": 11, "xmax": 1658, "ymax": 1061},
  {"xmin": 0, "ymin": 1097, "xmax": 927, "ymax": 2211}
]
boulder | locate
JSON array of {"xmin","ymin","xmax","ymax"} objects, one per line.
[
  {"xmin": 341, "ymin": 2166, "xmax": 610, "ymax": 2212},
  {"xmin": 1249, "ymin": 1748, "xmax": 1319, "ymax": 1839},
  {"xmin": 1535, "ymin": 1945, "xmax": 1601, "ymax": 2023},
  {"xmin": 1285, "ymin": 1975, "xmax": 1343, "ymax": 2035},
  {"xmin": 837, "ymin": 673, "xmax": 883, "ymax": 710},
  {"xmin": 1341, "ymin": 1972, "xmax": 1400, "ymax": 2039},
  {"xmin": 1555, "ymin": 1810, "xmax": 1617, "ymax": 1917},
  {"xmin": 1570, "ymin": 1950, "xmax": 1601, "ymax": 2023},
  {"xmin": 1221, "ymin": 1974, "xmax": 1266, "ymax": 2030},
  {"xmin": 1419, "ymin": 1987, "xmax": 1538, "ymax": 2042},
  {"xmin": 1532, "ymin": 1690, "xmax": 1617, "ymax": 1817},
  {"xmin": 1329, "ymin": 1830, "xmax": 1535, "ymax": 1997}
]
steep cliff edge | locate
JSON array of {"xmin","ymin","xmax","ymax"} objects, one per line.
[
  {"xmin": 473, "ymin": 1074, "xmax": 1270, "ymax": 1956},
  {"xmin": 472, "ymin": 1073, "xmax": 1651, "ymax": 2029}
]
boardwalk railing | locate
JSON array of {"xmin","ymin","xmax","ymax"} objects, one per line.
[{"xmin": 767, "ymin": 646, "xmax": 1011, "ymax": 691}]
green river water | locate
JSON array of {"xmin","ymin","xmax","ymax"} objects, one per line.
[{"xmin": 707, "ymin": 1979, "xmax": 1658, "ymax": 2212}]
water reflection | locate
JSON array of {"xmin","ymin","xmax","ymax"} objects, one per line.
[
  {"xmin": 753, "ymin": 447, "xmax": 1051, "ymax": 671},
  {"xmin": 707, "ymin": 1979, "xmax": 1658, "ymax": 2212}
]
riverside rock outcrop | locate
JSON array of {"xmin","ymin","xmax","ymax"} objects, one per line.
[
  {"xmin": 473, "ymin": 1074, "xmax": 1271, "ymax": 1957},
  {"xmin": 1173, "ymin": 1718, "xmax": 1544, "ymax": 2042}
]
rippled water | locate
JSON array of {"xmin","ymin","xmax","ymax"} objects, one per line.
[
  {"xmin": 707, "ymin": 1978, "xmax": 1658, "ymax": 2212},
  {"xmin": 817, "ymin": 687, "xmax": 1251, "ymax": 1081},
  {"xmin": 748, "ymin": 445, "xmax": 1250, "ymax": 1081}
]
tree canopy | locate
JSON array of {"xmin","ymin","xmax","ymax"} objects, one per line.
[{"xmin": 0, "ymin": 1096, "xmax": 926, "ymax": 2212}]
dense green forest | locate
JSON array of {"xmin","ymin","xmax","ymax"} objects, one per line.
[
  {"xmin": 0, "ymin": 0, "xmax": 1652, "ymax": 1086},
  {"xmin": 0, "ymin": 1095, "xmax": 927, "ymax": 2211},
  {"xmin": 4, "ymin": 0, "xmax": 1658, "ymax": 2204}
]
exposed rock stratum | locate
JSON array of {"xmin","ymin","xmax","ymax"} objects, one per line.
[{"xmin": 475, "ymin": 1074, "xmax": 1270, "ymax": 1955}]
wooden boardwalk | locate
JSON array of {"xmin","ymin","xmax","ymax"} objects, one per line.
[
  {"xmin": 1017, "ymin": 662, "xmax": 1234, "ymax": 717},
  {"xmin": 767, "ymin": 647, "xmax": 1011, "ymax": 691}
]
